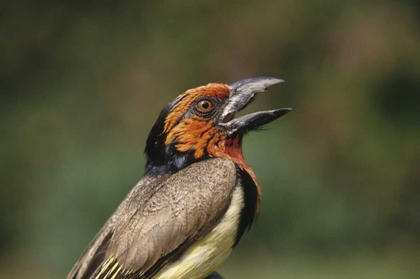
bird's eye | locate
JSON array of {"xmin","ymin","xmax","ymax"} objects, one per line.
[{"xmin": 196, "ymin": 99, "xmax": 213, "ymax": 112}]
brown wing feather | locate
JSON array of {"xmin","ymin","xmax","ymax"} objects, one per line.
[
  {"xmin": 67, "ymin": 157, "xmax": 237, "ymax": 279},
  {"xmin": 67, "ymin": 217, "xmax": 116, "ymax": 279}
]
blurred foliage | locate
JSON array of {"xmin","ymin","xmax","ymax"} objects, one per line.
[{"xmin": 1, "ymin": 0, "xmax": 420, "ymax": 278}]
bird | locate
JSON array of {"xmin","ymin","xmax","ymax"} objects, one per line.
[{"xmin": 67, "ymin": 77, "xmax": 291, "ymax": 279}]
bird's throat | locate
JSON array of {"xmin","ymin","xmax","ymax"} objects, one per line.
[{"xmin": 214, "ymin": 136, "xmax": 262, "ymax": 212}]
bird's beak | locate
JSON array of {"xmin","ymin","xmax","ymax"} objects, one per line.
[{"xmin": 219, "ymin": 77, "xmax": 291, "ymax": 136}]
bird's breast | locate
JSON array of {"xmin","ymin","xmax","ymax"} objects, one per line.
[{"xmin": 153, "ymin": 185, "xmax": 245, "ymax": 279}]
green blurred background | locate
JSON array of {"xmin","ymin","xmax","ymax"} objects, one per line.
[{"xmin": 1, "ymin": 1, "xmax": 420, "ymax": 278}]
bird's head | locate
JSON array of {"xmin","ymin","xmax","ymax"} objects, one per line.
[{"xmin": 145, "ymin": 77, "xmax": 291, "ymax": 178}]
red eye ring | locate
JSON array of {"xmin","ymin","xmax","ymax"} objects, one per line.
[{"xmin": 197, "ymin": 99, "xmax": 213, "ymax": 112}]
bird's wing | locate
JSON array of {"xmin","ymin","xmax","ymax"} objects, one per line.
[{"xmin": 68, "ymin": 157, "xmax": 238, "ymax": 279}]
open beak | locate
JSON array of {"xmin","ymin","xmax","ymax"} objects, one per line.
[{"xmin": 219, "ymin": 77, "xmax": 292, "ymax": 136}]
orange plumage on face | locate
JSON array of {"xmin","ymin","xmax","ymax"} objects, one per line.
[
  {"xmin": 163, "ymin": 83, "xmax": 230, "ymax": 158},
  {"xmin": 166, "ymin": 119, "xmax": 220, "ymax": 159},
  {"xmin": 162, "ymin": 84, "xmax": 230, "ymax": 134}
]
